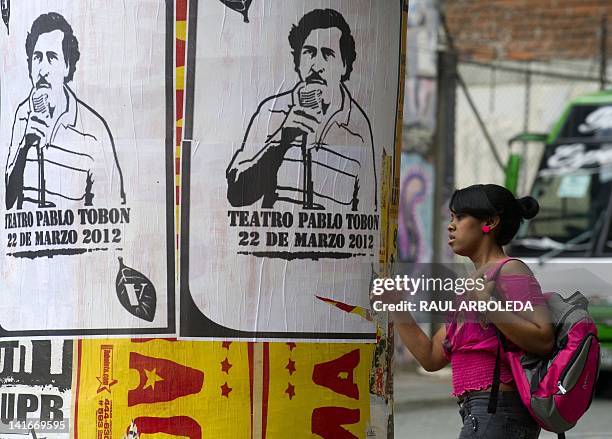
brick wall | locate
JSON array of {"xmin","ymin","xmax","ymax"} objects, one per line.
[{"xmin": 444, "ymin": 0, "xmax": 612, "ymax": 61}]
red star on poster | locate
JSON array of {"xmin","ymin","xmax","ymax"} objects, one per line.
[
  {"xmin": 222, "ymin": 341, "xmax": 232, "ymax": 350},
  {"xmin": 221, "ymin": 382, "xmax": 232, "ymax": 397},
  {"xmin": 285, "ymin": 383, "xmax": 295, "ymax": 400},
  {"xmin": 286, "ymin": 342, "xmax": 296, "ymax": 351},
  {"xmin": 285, "ymin": 359, "xmax": 296, "ymax": 375},
  {"xmin": 221, "ymin": 358, "xmax": 233, "ymax": 374}
]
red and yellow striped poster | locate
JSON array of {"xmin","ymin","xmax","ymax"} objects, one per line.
[{"xmin": 73, "ymin": 339, "xmax": 373, "ymax": 438}]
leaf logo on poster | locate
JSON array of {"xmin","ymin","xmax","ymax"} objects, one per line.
[
  {"xmin": 116, "ymin": 258, "xmax": 157, "ymax": 322},
  {"xmin": 219, "ymin": 0, "xmax": 252, "ymax": 23}
]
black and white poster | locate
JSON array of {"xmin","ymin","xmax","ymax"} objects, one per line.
[
  {"xmin": 181, "ymin": 1, "xmax": 404, "ymax": 339},
  {"xmin": 0, "ymin": 2, "xmax": 174, "ymax": 336},
  {"xmin": 0, "ymin": 339, "xmax": 72, "ymax": 438}
]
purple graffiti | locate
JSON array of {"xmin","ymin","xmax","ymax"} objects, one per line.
[{"xmin": 398, "ymin": 168, "xmax": 429, "ymax": 263}]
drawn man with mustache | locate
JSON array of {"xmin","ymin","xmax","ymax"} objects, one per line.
[
  {"xmin": 227, "ymin": 9, "xmax": 377, "ymax": 212},
  {"xmin": 5, "ymin": 12, "xmax": 125, "ymax": 209}
]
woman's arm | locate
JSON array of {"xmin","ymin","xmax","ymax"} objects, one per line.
[
  {"xmin": 488, "ymin": 305, "xmax": 554, "ymax": 355},
  {"xmin": 394, "ymin": 311, "xmax": 449, "ymax": 372},
  {"xmin": 481, "ymin": 260, "xmax": 555, "ymax": 356}
]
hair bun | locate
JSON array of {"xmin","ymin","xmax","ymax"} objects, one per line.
[{"xmin": 517, "ymin": 196, "xmax": 539, "ymax": 220}]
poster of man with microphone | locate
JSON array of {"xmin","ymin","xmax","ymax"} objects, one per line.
[
  {"xmin": 0, "ymin": 3, "xmax": 173, "ymax": 337},
  {"xmin": 5, "ymin": 12, "xmax": 125, "ymax": 210},
  {"xmin": 226, "ymin": 8, "xmax": 376, "ymax": 213},
  {"xmin": 182, "ymin": 1, "xmax": 403, "ymax": 339}
]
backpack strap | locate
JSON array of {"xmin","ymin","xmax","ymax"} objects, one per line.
[
  {"xmin": 487, "ymin": 328, "xmax": 510, "ymax": 413},
  {"xmin": 487, "ymin": 331, "xmax": 503, "ymax": 413},
  {"xmin": 484, "ymin": 256, "xmax": 521, "ymax": 284},
  {"xmin": 486, "ymin": 257, "xmax": 519, "ymax": 414}
]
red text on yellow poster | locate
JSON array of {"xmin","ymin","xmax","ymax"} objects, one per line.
[{"xmin": 73, "ymin": 339, "xmax": 373, "ymax": 438}]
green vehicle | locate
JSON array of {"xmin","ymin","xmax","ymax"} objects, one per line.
[{"xmin": 505, "ymin": 90, "xmax": 612, "ymax": 391}]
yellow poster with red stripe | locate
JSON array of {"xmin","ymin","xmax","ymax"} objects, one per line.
[
  {"xmin": 266, "ymin": 343, "xmax": 372, "ymax": 438},
  {"xmin": 74, "ymin": 339, "xmax": 373, "ymax": 438},
  {"xmin": 74, "ymin": 339, "xmax": 251, "ymax": 438}
]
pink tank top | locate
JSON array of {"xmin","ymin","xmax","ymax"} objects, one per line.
[{"xmin": 443, "ymin": 259, "xmax": 547, "ymax": 397}]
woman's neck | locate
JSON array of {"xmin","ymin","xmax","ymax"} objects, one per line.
[{"xmin": 470, "ymin": 246, "xmax": 506, "ymax": 269}]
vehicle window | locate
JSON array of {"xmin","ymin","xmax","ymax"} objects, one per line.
[
  {"xmin": 560, "ymin": 105, "xmax": 612, "ymax": 139},
  {"xmin": 517, "ymin": 171, "xmax": 611, "ymax": 244}
]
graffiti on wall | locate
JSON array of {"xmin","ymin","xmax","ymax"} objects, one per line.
[{"xmin": 398, "ymin": 153, "xmax": 434, "ymax": 263}]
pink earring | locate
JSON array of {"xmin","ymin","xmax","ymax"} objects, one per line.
[{"xmin": 482, "ymin": 225, "xmax": 491, "ymax": 234}]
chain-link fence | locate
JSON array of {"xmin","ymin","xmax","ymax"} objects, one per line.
[{"xmin": 455, "ymin": 60, "xmax": 602, "ymax": 196}]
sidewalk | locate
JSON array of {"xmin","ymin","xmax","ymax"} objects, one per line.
[{"xmin": 394, "ymin": 366, "xmax": 456, "ymax": 412}]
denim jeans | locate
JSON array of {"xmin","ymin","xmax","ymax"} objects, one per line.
[{"xmin": 457, "ymin": 391, "xmax": 541, "ymax": 438}]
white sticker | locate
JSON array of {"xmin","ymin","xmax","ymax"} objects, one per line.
[
  {"xmin": 578, "ymin": 106, "xmax": 612, "ymax": 134},
  {"xmin": 557, "ymin": 174, "xmax": 590, "ymax": 198}
]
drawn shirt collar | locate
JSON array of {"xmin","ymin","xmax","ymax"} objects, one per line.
[
  {"xmin": 41, "ymin": 85, "xmax": 78, "ymax": 142},
  {"xmin": 335, "ymin": 83, "xmax": 353, "ymax": 126}
]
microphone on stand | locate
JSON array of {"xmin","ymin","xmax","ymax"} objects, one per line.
[
  {"xmin": 297, "ymin": 87, "xmax": 322, "ymax": 210},
  {"xmin": 30, "ymin": 90, "xmax": 51, "ymax": 207}
]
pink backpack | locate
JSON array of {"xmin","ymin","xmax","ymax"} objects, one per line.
[{"xmin": 487, "ymin": 259, "xmax": 601, "ymax": 439}]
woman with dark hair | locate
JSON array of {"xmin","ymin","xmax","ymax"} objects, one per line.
[{"xmin": 394, "ymin": 184, "xmax": 554, "ymax": 438}]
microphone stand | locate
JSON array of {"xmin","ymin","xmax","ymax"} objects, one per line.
[
  {"xmin": 300, "ymin": 132, "xmax": 314, "ymax": 209},
  {"xmin": 36, "ymin": 140, "xmax": 47, "ymax": 208}
]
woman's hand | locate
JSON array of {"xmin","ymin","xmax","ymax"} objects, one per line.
[
  {"xmin": 462, "ymin": 264, "xmax": 497, "ymax": 303},
  {"xmin": 466, "ymin": 276, "xmax": 496, "ymax": 303}
]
